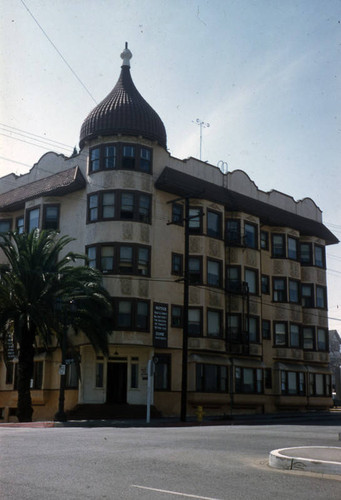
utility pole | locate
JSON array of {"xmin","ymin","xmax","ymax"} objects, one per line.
[{"xmin": 180, "ymin": 197, "xmax": 190, "ymax": 422}]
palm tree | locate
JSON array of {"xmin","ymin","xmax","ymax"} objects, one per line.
[{"xmin": 0, "ymin": 229, "xmax": 112, "ymax": 422}]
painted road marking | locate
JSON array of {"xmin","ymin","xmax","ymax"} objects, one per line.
[{"xmin": 131, "ymin": 485, "xmax": 223, "ymax": 499}]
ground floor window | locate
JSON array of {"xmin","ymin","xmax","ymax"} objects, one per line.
[
  {"xmin": 95, "ymin": 357, "xmax": 104, "ymax": 388},
  {"xmin": 154, "ymin": 354, "xmax": 171, "ymax": 390},
  {"xmin": 30, "ymin": 361, "xmax": 44, "ymax": 390},
  {"xmin": 309, "ymin": 373, "xmax": 331, "ymax": 396},
  {"xmin": 196, "ymin": 364, "xmax": 228, "ymax": 393},
  {"xmin": 65, "ymin": 361, "xmax": 78, "ymax": 389},
  {"xmin": 235, "ymin": 367, "xmax": 263, "ymax": 394},
  {"xmin": 131, "ymin": 358, "xmax": 139, "ymax": 389},
  {"xmin": 281, "ymin": 371, "xmax": 305, "ymax": 395}
]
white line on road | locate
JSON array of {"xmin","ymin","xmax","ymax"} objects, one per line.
[{"xmin": 131, "ymin": 485, "xmax": 223, "ymax": 499}]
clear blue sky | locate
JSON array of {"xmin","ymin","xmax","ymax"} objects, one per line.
[{"xmin": 1, "ymin": 0, "xmax": 340, "ymax": 329}]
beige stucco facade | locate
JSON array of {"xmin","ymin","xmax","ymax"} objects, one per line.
[{"xmin": 0, "ymin": 134, "xmax": 337, "ymax": 422}]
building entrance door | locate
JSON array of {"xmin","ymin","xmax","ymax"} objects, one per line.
[{"xmin": 106, "ymin": 362, "xmax": 127, "ymax": 404}]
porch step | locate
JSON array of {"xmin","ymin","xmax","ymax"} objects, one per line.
[{"xmin": 66, "ymin": 403, "xmax": 162, "ymax": 421}]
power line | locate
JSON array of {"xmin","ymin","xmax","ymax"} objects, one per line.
[{"xmin": 19, "ymin": 0, "xmax": 97, "ymax": 105}]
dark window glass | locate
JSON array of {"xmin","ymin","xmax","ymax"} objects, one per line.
[
  {"xmin": 88, "ymin": 194, "xmax": 99, "ymax": 221},
  {"xmin": 188, "ymin": 208, "xmax": 202, "ymax": 233},
  {"xmin": 248, "ymin": 317, "xmax": 259, "ymax": 343},
  {"xmin": 262, "ymin": 320, "xmax": 271, "ymax": 340},
  {"xmin": 101, "ymin": 246, "xmax": 115, "ymax": 272},
  {"xmin": 120, "ymin": 193, "xmax": 134, "ymax": 219},
  {"xmin": 16, "ymin": 217, "xmax": 24, "ymax": 234},
  {"xmin": 102, "ymin": 192, "xmax": 115, "ymax": 219},
  {"xmin": 119, "ymin": 246, "xmax": 133, "ymax": 273},
  {"xmin": 260, "ymin": 231, "xmax": 269, "ymax": 250},
  {"xmin": 245, "ymin": 269, "xmax": 258, "ymax": 294},
  {"xmin": 207, "ymin": 309, "xmax": 222, "ymax": 337},
  {"xmin": 226, "ymin": 266, "xmax": 241, "ymax": 293},
  {"xmin": 289, "ymin": 280, "xmax": 299, "ymax": 303},
  {"xmin": 137, "ymin": 247, "xmax": 150, "ymax": 276},
  {"xmin": 316, "ymin": 286, "xmax": 326, "ymax": 308},
  {"xmin": 138, "ymin": 194, "xmax": 151, "ymax": 223},
  {"xmin": 188, "ymin": 308, "xmax": 202, "ymax": 336},
  {"xmin": 140, "ymin": 148, "xmax": 151, "ymax": 173},
  {"xmin": 261, "ymin": 275, "xmax": 270, "ymax": 294},
  {"xmin": 301, "ymin": 284, "xmax": 314, "ymax": 308},
  {"xmin": 290, "ymin": 324, "xmax": 301, "ymax": 348},
  {"xmin": 27, "ymin": 208, "xmax": 40, "ymax": 232},
  {"xmin": 117, "ymin": 301, "xmax": 132, "ymax": 328},
  {"xmin": 226, "ymin": 219, "xmax": 240, "ymax": 245},
  {"xmin": 272, "ymin": 234, "xmax": 285, "ymax": 258},
  {"xmin": 235, "ymin": 367, "xmax": 263, "ymax": 394},
  {"xmin": 207, "ymin": 210, "xmax": 222, "ymax": 238},
  {"xmin": 172, "ymin": 203, "xmax": 183, "ymax": 225},
  {"xmin": 43, "ymin": 205, "xmax": 59, "ymax": 230},
  {"xmin": 171, "ymin": 305, "xmax": 183, "ymax": 327},
  {"xmin": 317, "ymin": 328, "xmax": 328, "ymax": 351},
  {"xmin": 131, "ymin": 363, "xmax": 138, "ymax": 389},
  {"xmin": 154, "ymin": 354, "xmax": 171, "ymax": 390},
  {"xmin": 95, "ymin": 362, "xmax": 104, "ymax": 387},
  {"xmin": 115, "ymin": 300, "xmax": 149, "ymax": 331},
  {"xmin": 104, "ymin": 145, "xmax": 116, "ymax": 169},
  {"xmin": 288, "ymin": 237, "xmax": 298, "ymax": 260},
  {"xmin": 189, "ymin": 257, "xmax": 202, "ymax": 284},
  {"xmin": 136, "ymin": 301, "xmax": 148, "ymax": 330},
  {"xmin": 281, "ymin": 371, "xmax": 305, "ymax": 395},
  {"xmin": 196, "ymin": 364, "xmax": 227, "ymax": 393},
  {"xmin": 274, "ymin": 322, "xmax": 287, "ymax": 346},
  {"xmin": 314, "ymin": 245, "xmax": 325, "ymax": 268},
  {"xmin": 207, "ymin": 259, "xmax": 221, "ymax": 287},
  {"xmin": 303, "ymin": 327, "xmax": 315, "ymax": 350},
  {"xmin": 227, "ymin": 314, "xmax": 241, "ymax": 341},
  {"xmin": 244, "ymin": 223, "xmax": 257, "ymax": 249},
  {"xmin": 122, "ymin": 145, "xmax": 135, "ymax": 169},
  {"xmin": 171, "ymin": 253, "xmax": 183, "ymax": 276},
  {"xmin": 300, "ymin": 243, "xmax": 313, "ymax": 265},
  {"xmin": 90, "ymin": 147, "xmax": 100, "ymax": 171},
  {"xmin": 265, "ymin": 368, "xmax": 272, "ymax": 389},
  {"xmin": 6, "ymin": 362, "xmax": 14, "ymax": 385},
  {"xmin": 0, "ymin": 220, "xmax": 11, "ymax": 233},
  {"xmin": 87, "ymin": 246, "xmax": 97, "ymax": 268},
  {"xmin": 273, "ymin": 278, "xmax": 286, "ymax": 302}
]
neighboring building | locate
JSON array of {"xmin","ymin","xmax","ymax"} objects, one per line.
[
  {"xmin": 0, "ymin": 45, "xmax": 339, "ymax": 421},
  {"xmin": 329, "ymin": 330, "xmax": 341, "ymax": 401}
]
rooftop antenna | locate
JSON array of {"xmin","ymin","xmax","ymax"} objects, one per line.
[{"xmin": 193, "ymin": 118, "xmax": 210, "ymax": 160}]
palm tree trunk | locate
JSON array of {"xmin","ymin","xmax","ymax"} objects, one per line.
[{"xmin": 17, "ymin": 337, "xmax": 34, "ymax": 422}]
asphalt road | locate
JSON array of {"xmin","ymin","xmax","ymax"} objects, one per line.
[{"xmin": 0, "ymin": 423, "xmax": 340, "ymax": 500}]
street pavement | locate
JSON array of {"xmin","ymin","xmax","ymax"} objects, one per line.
[{"xmin": 0, "ymin": 414, "xmax": 340, "ymax": 499}]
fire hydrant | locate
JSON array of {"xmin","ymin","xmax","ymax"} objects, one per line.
[{"xmin": 195, "ymin": 405, "xmax": 204, "ymax": 423}]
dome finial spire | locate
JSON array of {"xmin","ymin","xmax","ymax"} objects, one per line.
[{"xmin": 121, "ymin": 42, "xmax": 132, "ymax": 67}]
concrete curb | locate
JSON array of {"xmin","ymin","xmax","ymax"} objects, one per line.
[{"xmin": 269, "ymin": 446, "xmax": 341, "ymax": 476}]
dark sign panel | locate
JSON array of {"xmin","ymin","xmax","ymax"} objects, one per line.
[{"xmin": 153, "ymin": 302, "xmax": 168, "ymax": 347}]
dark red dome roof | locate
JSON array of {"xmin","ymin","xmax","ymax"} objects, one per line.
[{"xmin": 79, "ymin": 48, "xmax": 167, "ymax": 149}]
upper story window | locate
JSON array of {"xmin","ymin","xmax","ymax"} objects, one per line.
[
  {"xmin": 301, "ymin": 284, "xmax": 314, "ymax": 308},
  {"xmin": 272, "ymin": 234, "xmax": 286, "ymax": 258},
  {"xmin": 43, "ymin": 205, "xmax": 60, "ymax": 230},
  {"xmin": 273, "ymin": 277, "xmax": 287, "ymax": 302},
  {"xmin": 172, "ymin": 203, "xmax": 183, "ymax": 225},
  {"xmin": 226, "ymin": 219, "xmax": 241, "ymax": 246},
  {"xmin": 300, "ymin": 242, "xmax": 313, "ymax": 265},
  {"xmin": 244, "ymin": 222, "xmax": 257, "ymax": 249},
  {"xmin": 188, "ymin": 207, "xmax": 203, "ymax": 234},
  {"xmin": 244, "ymin": 268, "xmax": 258, "ymax": 295},
  {"xmin": 113, "ymin": 299, "xmax": 150, "ymax": 331},
  {"xmin": 0, "ymin": 219, "xmax": 11, "ymax": 234},
  {"xmin": 207, "ymin": 210, "xmax": 222, "ymax": 239},
  {"xmin": 288, "ymin": 279, "xmax": 300, "ymax": 304},
  {"xmin": 86, "ymin": 243, "xmax": 151, "ymax": 276},
  {"xmin": 314, "ymin": 245, "xmax": 325, "ymax": 268},
  {"xmin": 16, "ymin": 216, "xmax": 24, "ymax": 234},
  {"xmin": 287, "ymin": 237, "xmax": 298, "ymax": 260},
  {"xmin": 171, "ymin": 253, "xmax": 183, "ymax": 276},
  {"xmin": 26, "ymin": 207, "xmax": 40, "ymax": 233},
  {"xmin": 207, "ymin": 309, "xmax": 223, "ymax": 337},
  {"xmin": 260, "ymin": 231, "xmax": 269, "ymax": 250},
  {"xmin": 89, "ymin": 143, "xmax": 153, "ymax": 174},
  {"xmin": 226, "ymin": 266, "xmax": 241, "ymax": 293},
  {"xmin": 188, "ymin": 256, "xmax": 202, "ymax": 285},
  {"xmin": 207, "ymin": 259, "xmax": 222, "ymax": 287},
  {"xmin": 87, "ymin": 190, "xmax": 151, "ymax": 224}
]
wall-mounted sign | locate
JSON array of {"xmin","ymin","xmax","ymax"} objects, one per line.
[{"xmin": 153, "ymin": 302, "xmax": 168, "ymax": 348}]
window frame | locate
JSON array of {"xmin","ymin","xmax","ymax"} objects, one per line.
[
  {"xmin": 171, "ymin": 252, "xmax": 183, "ymax": 276},
  {"xmin": 188, "ymin": 307, "xmax": 203, "ymax": 337},
  {"xmin": 287, "ymin": 236, "xmax": 298, "ymax": 260},
  {"xmin": 207, "ymin": 258, "xmax": 222, "ymax": 288},
  {"xmin": 316, "ymin": 285, "xmax": 327, "ymax": 309},
  {"xmin": 113, "ymin": 299, "xmax": 150, "ymax": 332},
  {"xmin": 301, "ymin": 283, "xmax": 314, "ymax": 308},
  {"xmin": 86, "ymin": 243, "xmax": 151, "ymax": 276},
  {"xmin": 226, "ymin": 265, "xmax": 242, "ymax": 293},
  {"xmin": 225, "ymin": 219, "xmax": 241, "ymax": 246},
  {"xmin": 274, "ymin": 321, "xmax": 288, "ymax": 347},
  {"xmin": 171, "ymin": 305, "xmax": 183, "ymax": 328},
  {"xmin": 188, "ymin": 207, "xmax": 203, "ymax": 234},
  {"xmin": 288, "ymin": 279, "xmax": 300, "ymax": 304},
  {"xmin": 26, "ymin": 206, "xmax": 40, "ymax": 233},
  {"xmin": 87, "ymin": 190, "xmax": 152, "ymax": 224},
  {"xmin": 42, "ymin": 204, "xmax": 60, "ymax": 230},
  {"xmin": 273, "ymin": 277, "xmax": 287, "ymax": 303},
  {"xmin": 244, "ymin": 222, "xmax": 258, "ymax": 249},
  {"xmin": 154, "ymin": 354, "xmax": 171, "ymax": 391},
  {"xmin": 260, "ymin": 230, "xmax": 269, "ymax": 250},
  {"xmin": 207, "ymin": 209, "xmax": 222, "ymax": 239},
  {"xmin": 88, "ymin": 143, "xmax": 153, "ymax": 174},
  {"xmin": 196, "ymin": 363, "xmax": 228, "ymax": 393},
  {"xmin": 272, "ymin": 233, "xmax": 286, "ymax": 258},
  {"xmin": 244, "ymin": 268, "xmax": 258, "ymax": 295},
  {"xmin": 235, "ymin": 366, "xmax": 263, "ymax": 394},
  {"xmin": 188, "ymin": 255, "xmax": 203, "ymax": 285},
  {"xmin": 300, "ymin": 242, "xmax": 313, "ymax": 266},
  {"xmin": 207, "ymin": 308, "xmax": 223, "ymax": 338}
]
